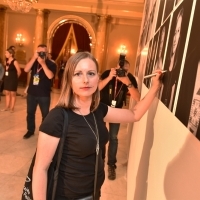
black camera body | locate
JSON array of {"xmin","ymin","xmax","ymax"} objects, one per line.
[
  {"xmin": 116, "ymin": 54, "xmax": 126, "ymax": 77},
  {"xmin": 38, "ymin": 51, "xmax": 46, "ymax": 59}
]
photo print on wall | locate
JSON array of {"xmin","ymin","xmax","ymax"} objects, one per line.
[
  {"xmin": 160, "ymin": 0, "xmax": 193, "ymax": 111},
  {"xmin": 187, "ymin": 65, "xmax": 200, "ymax": 136},
  {"xmin": 138, "ymin": 0, "xmax": 159, "ymax": 53},
  {"xmin": 135, "ymin": 52, "xmax": 148, "ymax": 92},
  {"xmin": 154, "ymin": 19, "xmax": 170, "ymax": 99},
  {"xmin": 175, "ymin": 0, "xmax": 183, "ymax": 6},
  {"xmin": 137, "ymin": 0, "xmax": 199, "ymax": 139},
  {"xmin": 163, "ymin": 0, "xmax": 176, "ymax": 22},
  {"xmin": 143, "ymin": 32, "xmax": 159, "ymax": 88},
  {"xmin": 154, "ymin": 18, "xmax": 170, "ymax": 71},
  {"xmin": 155, "ymin": 0, "xmax": 166, "ymax": 31},
  {"xmin": 143, "ymin": 39, "xmax": 153, "ymax": 88},
  {"xmin": 135, "ymin": 54, "xmax": 141, "ymax": 77},
  {"xmin": 175, "ymin": 0, "xmax": 200, "ymax": 140}
]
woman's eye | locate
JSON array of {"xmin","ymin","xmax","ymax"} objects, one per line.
[
  {"xmin": 88, "ymin": 72, "xmax": 95, "ymax": 76},
  {"xmin": 74, "ymin": 72, "xmax": 81, "ymax": 76}
]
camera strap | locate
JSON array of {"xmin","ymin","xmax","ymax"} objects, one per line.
[
  {"xmin": 113, "ymin": 78, "xmax": 123, "ymax": 100},
  {"xmin": 36, "ymin": 63, "xmax": 42, "ymax": 74}
]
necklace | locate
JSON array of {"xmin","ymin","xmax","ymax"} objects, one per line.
[{"xmin": 78, "ymin": 110, "xmax": 99, "ymax": 155}]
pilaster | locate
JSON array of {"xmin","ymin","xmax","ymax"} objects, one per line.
[
  {"xmin": 33, "ymin": 9, "xmax": 44, "ymax": 52},
  {"xmin": 0, "ymin": 6, "xmax": 7, "ymax": 60}
]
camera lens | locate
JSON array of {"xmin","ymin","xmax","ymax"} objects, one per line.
[{"xmin": 38, "ymin": 52, "xmax": 46, "ymax": 59}]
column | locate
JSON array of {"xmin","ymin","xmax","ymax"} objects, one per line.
[
  {"xmin": 102, "ymin": 15, "xmax": 112, "ymax": 72},
  {"xmin": 43, "ymin": 9, "xmax": 50, "ymax": 45},
  {"xmin": 33, "ymin": 9, "xmax": 44, "ymax": 52},
  {"xmin": 0, "ymin": 6, "xmax": 7, "ymax": 60},
  {"xmin": 94, "ymin": 15, "xmax": 109, "ymax": 73}
]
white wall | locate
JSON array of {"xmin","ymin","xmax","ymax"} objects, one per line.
[{"xmin": 127, "ymin": 85, "xmax": 200, "ymax": 200}]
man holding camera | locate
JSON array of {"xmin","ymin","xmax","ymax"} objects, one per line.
[
  {"xmin": 99, "ymin": 59, "xmax": 140, "ymax": 180},
  {"xmin": 23, "ymin": 44, "xmax": 57, "ymax": 139}
]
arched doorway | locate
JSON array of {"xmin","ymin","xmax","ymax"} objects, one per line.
[
  {"xmin": 47, "ymin": 15, "xmax": 96, "ymax": 57},
  {"xmin": 51, "ymin": 23, "xmax": 91, "ymax": 62},
  {"xmin": 47, "ymin": 15, "xmax": 96, "ymax": 88}
]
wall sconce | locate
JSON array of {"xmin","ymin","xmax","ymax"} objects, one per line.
[
  {"xmin": 89, "ymin": 35, "xmax": 92, "ymax": 47},
  {"xmin": 118, "ymin": 45, "xmax": 127, "ymax": 55},
  {"xmin": 15, "ymin": 33, "xmax": 25, "ymax": 47},
  {"xmin": 70, "ymin": 48, "xmax": 76, "ymax": 54}
]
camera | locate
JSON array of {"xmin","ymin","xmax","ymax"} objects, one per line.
[
  {"xmin": 116, "ymin": 54, "xmax": 126, "ymax": 77},
  {"xmin": 38, "ymin": 51, "xmax": 46, "ymax": 59}
]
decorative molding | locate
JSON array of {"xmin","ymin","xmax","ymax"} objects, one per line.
[{"xmin": 47, "ymin": 15, "xmax": 96, "ymax": 53}]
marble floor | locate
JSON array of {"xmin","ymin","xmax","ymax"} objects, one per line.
[{"xmin": 0, "ymin": 86, "xmax": 129, "ymax": 200}]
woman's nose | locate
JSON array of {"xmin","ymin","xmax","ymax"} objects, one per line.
[{"xmin": 83, "ymin": 74, "xmax": 89, "ymax": 83}]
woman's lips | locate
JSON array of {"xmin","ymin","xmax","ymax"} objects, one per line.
[{"xmin": 80, "ymin": 87, "xmax": 91, "ymax": 90}]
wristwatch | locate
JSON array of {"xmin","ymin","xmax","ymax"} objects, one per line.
[{"xmin": 127, "ymin": 83, "xmax": 133, "ymax": 88}]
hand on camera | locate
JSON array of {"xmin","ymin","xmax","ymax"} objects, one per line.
[
  {"xmin": 108, "ymin": 68, "xmax": 116, "ymax": 80},
  {"xmin": 37, "ymin": 56, "xmax": 45, "ymax": 66},
  {"xmin": 33, "ymin": 51, "xmax": 39, "ymax": 59}
]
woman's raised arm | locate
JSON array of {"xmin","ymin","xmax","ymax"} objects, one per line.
[{"xmin": 104, "ymin": 70, "xmax": 162, "ymax": 123}]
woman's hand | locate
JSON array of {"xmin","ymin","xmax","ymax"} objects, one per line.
[{"xmin": 151, "ymin": 70, "xmax": 162, "ymax": 92}]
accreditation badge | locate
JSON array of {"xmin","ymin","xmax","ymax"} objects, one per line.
[
  {"xmin": 111, "ymin": 100, "xmax": 116, "ymax": 108},
  {"xmin": 33, "ymin": 74, "xmax": 40, "ymax": 85},
  {"xmin": 5, "ymin": 71, "xmax": 8, "ymax": 76}
]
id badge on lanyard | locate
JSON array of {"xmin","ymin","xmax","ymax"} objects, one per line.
[
  {"xmin": 111, "ymin": 100, "xmax": 116, "ymax": 108},
  {"xmin": 33, "ymin": 74, "xmax": 40, "ymax": 85},
  {"xmin": 5, "ymin": 71, "xmax": 9, "ymax": 76}
]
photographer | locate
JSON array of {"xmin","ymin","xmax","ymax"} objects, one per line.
[
  {"xmin": 99, "ymin": 59, "xmax": 140, "ymax": 180},
  {"xmin": 23, "ymin": 44, "xmax": 57, "ymax": 139}
]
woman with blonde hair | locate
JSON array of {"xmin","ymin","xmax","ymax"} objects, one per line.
[{"xmin": 32, "ymin": 52, "xmax": 162, "ymax": 199}]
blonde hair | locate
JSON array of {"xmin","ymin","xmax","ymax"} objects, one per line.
[{"xmin": 57, "ymin": 52, "xmax": 100, "ymax": 112}]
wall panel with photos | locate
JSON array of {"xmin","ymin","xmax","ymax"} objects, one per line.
[
  {"xmin": 135, "ymin": 0, "xmax": 200, "ymax": 139},
  {"xmin": 127, "ymin": 1, "xmax": 200, "ymax": 199}
]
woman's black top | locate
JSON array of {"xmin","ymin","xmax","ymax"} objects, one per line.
[
  {"xmin": 39, "ymin": 102, "xmax": 109, "ymax": 199},
  {"xmin": 4, "ymin": 59, "xmax": 18, "ymax": 91}
]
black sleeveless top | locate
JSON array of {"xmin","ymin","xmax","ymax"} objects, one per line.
[{"xmin": 4, "ymin": 59, "xmax": 18, "ymax": 91}]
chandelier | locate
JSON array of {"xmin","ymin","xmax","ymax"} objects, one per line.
[{"xmin": 4, "ymin": 0, "xmax": 38, "ymax": 13}]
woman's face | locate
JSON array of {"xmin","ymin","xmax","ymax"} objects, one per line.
[
  {"xmin": 5, "ymin": 51, "xmax": 12, "ymax": 59},
  {"xmin": 72, "ymin": 58, "xmax": 99, "ymax": 99},
  {"xmin": 172, "ymin": 14, "xmax": 183, "ymax": 55}
]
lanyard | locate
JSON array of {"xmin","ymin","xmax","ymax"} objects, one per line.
[
  {"xmin": 113, "ymin": 78, "xmax": 123, "ymax": 100},
  {"xmin": 36, "ymin": 63, "xmax": 42, "ymax": 74},
  {"xmin": 6, "ymin": 61, "xmax": 11, "ymax": 71}
]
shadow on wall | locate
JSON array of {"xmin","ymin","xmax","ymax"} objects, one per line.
[
  {"xmin": 133, "ymin": 96, "xmax": 160, "ymax": 200},
  {"xmin": 164, "ymin": 134, "xmax": 200, "ymax": 200}
]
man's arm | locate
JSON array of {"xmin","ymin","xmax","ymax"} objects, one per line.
[
  {"xmin": 24, "ymin": 51, "xmax": 38, "ymax": 73},
  {"xmin": 117, "ymin": 75, "xmax": 141, "ymax": 102},
  {"xmin": 127, "ymin": 85, "xmax": 141, "ymax": 102},
  {"xmin": 99, "ymin": 68, "xmax": 116, "ymax": 90},
  {"xmin": 38, "ymin": 57, "xmax": 55, "ymax": 79}
]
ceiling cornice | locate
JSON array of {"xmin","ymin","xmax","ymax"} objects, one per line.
[{"xmin": 0, "ymin": 0, "xmax": 144, "ymax": 19}]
